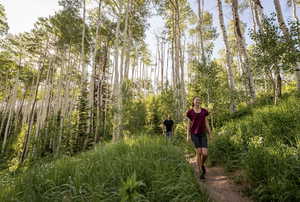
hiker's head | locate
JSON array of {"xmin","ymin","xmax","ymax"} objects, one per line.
[
  {"xmin": 167, "ymin": 114, "xmax": 171, "ymax": 119},
  {"xmin": 192, "ymin": 96, "xmax": 201, "ymax": 107}
]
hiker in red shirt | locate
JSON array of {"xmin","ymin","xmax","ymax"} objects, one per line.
[{"xmin": 186, "ymin": 96, "xmax": 211, "ymax": 179}]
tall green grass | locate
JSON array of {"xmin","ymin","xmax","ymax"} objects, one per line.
[
  {"xmin": 209, "ymin": 94, "xmax": 300, "ymax": 201},
  {"xmin": 0, "ymin": 136, "xmax": 211, "ymax": 202}
]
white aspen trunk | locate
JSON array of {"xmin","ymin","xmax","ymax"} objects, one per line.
[
  {"xmin": 131, "ymin": 58, "xmax": 135, "ymax": 80},
  {"xmin": 232, "ymin": 0, "xmax": 256, "ymax": 100},
  {"xmin": 291, "ymin": 0, "xmax": 299, "ymax": 22},
  {"xmin": 171, "ymin": 36, "xmax": 175, "ymax": 88},
  {"xmin": 20, "ymin": 61, "xmax": 45, "ymax": 162},
  {"xmin": 53, "ymin": 49, "xmax": 66, "ymax": 153},
  {"xmin": 131, "ymin": 47, "xmax": 138, "ymax": 80},
  {"xmin": 161, "ymin": 39, "xmax": 164, "ymax": 90},
  {"xmin": 140, "ymin": 58, "xmax": 144, "ymax": 82},
  {"xmin": 120, "ymin": 48, "xmax": 125, "ymax": 83},
  {"xmin": 1, "ymin": 95, "xmax": 16, "ymax": 153},
  {"xmin": 217, "ymin": 0, "xmax": 237, "ymax": 112},
  {"xmin": 249, "ymin": 0, "xmax": 257, "ymax": 34},
  {"xmin": 81, "ymin": 0, "xmax": 87, "ymax": 80},
  {"xmin": 112, "ymin": 6, "xmax": 122, "ymax": 142},
  {"xmin": 197, "ymin": 0, "xmax": 206, "ymax": 65},
  {"xmin": 20, "ymin": 36, "xmax": 50, "ymax": 163},
  {"xmin": 124, "ymin": 43, "xmax": 130, "ymax": 80},
  {"xmin": 135, "ymin": 58, "xmax": 138, "ymax": 80},
  {"xmin": 273, "ymin": 0, "xmax": 290, "ymax": 37},
  {"xmin": 0, "ymin": 100, "xmax": 9, "ymax": 142},
  {"xmin": 253, "ymin": 0, "xmax": 264, "ymax": 31},
  {"xmin": 32, "ymin": 56, "xmax": 55, "ymax": 157},
  {"xmin": 291, "ymin": 1, "xmax": 300, "ymax": 93},
  {"xmin": 154, "ymin": 44, "xmax": 158, "ymax": 88},
  {"xmin": 40, "ymin": 58, "xmax": 54, "ymax": 151},
  {"xmin": 180, "ymin": 35, "xmax": 186, "ymax": 110},
  {"xmin": 166, "ymin": 46, "xmax": 170, "ymax": 86},
  {"xmin": 273, "ymin": 0, "xmax": 298, "ymax": 94},
  {"xmin": 171, "ymin": 0, "xmax": 181, "ymax": 120},
  {"xmin": 57, "ymin": 50, "xmax": 73, "ymax": 154},
  {"xmin": 1, "ymin": 52, "xmax": 22, "ymax": 153},
  {"xmin": 174, "ymin": 6, "xmax": 180, "ymax": 89},
  {"xmin": 89, "ymin": 0, "xmax": 102, "ymax": 139},
  {"xmin": 156, "ymin": 36, "xmax": 161, "ymax": 89}
]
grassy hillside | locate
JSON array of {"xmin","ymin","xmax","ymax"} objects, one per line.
[
  {"xmin": 209, "ymin": 93, "xmax": 300, "ymax": 202},
  {"xmin": 0, "ymin": 136, "xmax": 210, "ymax": 202}
]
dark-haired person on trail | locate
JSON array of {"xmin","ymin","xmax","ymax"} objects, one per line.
[
  {"xmin": 163, "ymin": 114, "xmax": 174, "ymax": 139},
  {"xmin": 186, "ymin": 96, "xmax": 211, "ymax": 179}
]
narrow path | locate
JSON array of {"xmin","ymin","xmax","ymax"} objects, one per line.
[{"xmin": 189, "ymin": 157, "xmax": 253, "ymax": 202}]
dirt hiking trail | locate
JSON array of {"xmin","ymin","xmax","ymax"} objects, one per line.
[{"xmin": 189, "ymin": 157, "xmax": 253, "ymax": 202}]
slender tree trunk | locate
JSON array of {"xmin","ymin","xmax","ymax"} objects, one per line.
[
  {"xmin": 0, "ymin": 94, "xmax": 11, "ymax": 141},
  {"xmin": 89, "ymin": 0, "xmax": 102, "ymax": 142},
  {"xmin": 252, "ymin": 0, "xmax": 264, "ymax": 31},
  {"xmin": 291, "ymin": 0, "xmax": 299, "ymax": 22},
  {"xmin": 81, "ymin": 0, "xmax": 87, "ymax": 80},
  {"xmin": 171, "ymin": 34, "xmax": 175, "ymax": 88},
  {"xmin": 197, "ymin": 0, "xmax": 206, "ymax": 65},
  {"xmin": 20, "ymin": 60, "xmax": 46, "ymax": 163},
  {"xmin": 249, "ymin": 0, "xmax": 257, "ymax": 34},
  {"xmin": 166, "ymin": 46, "xmax": 170, "ymax": 86},
  {"xmin": 1, "ymin": 98, "xmax": 14, "ymax": 154},
  {"xmin": 274, "ymin": 0, "xmax": 300, "ymax": 93},
  {"xmin": 274, "ymin": 0, "xmax": 290, "ymax": 38},
  {"xmin": 217, "ymin": 0, "xmax": 237, "ymax": 112},
  {"xmin": 112, "ymin": 2, "xmax": 125, "ymax": 142},
  {"xmin": 232, "ymin": 0, "xmax": 256, "ymax": 100},
  {"xmin": 161, "ymin": 38, "xmax": 164, "ymax": 90}
]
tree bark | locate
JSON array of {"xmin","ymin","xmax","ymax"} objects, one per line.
[
  {"xmin": 217, "ymin": 0, "xmax": 237, "ymax": 112},
  {"xmin": 232, "ymin": 0, "xmax": 256, "ymax": 100},
  {"xmin": 291, "ymin": 0, "xmax": 299, "ymax": 22},
  {"xmin": 89, "ymin": 0, "xmax": 102, "ymax": 141},
  {"xmin": 273, "ymin": 0, "xmax": 290, "ymax": 38},
  {"xmin": 197, "ymin": 0, "xmax": 206, "ymax": 65}
]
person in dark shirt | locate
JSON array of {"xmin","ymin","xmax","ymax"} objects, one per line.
[
  {"xmin": 163, "ymin": 115, "xmax": 174, "ymax": 138},
  {"xmin": 186, "ymin": 96, "xmax": 211, "ymax": 179}
]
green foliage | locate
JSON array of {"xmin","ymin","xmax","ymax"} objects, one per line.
[
  {"xmin": 209, "ymin": 93, "xmax": 300, "ymax": 201},
  {"xmin": 118, "ymin": 172, "xmax": 146, "ymax": 202},
  {"xmin": 76, "ymin": 84, "xmax": 89, "ymax": 152},
  {"xmin": 122, "ymin": 80, "xmax": 147, "ymax": 136},
  {"xmin": 49, "ymin": 9, "xmax": 91, "ymax": 52},
  {"xmin": 144, "ymin": 95, "xmax": 162, "ymax": 135},
  {"xmin": 250, "ymin": 14, "xmax": 300, "ymax": 96},
  {"xmin": 188, "ymin": 60, "xmax": 242, "ymax": 128},
  {"xmin": 143, "ymin": 88, "xmax": 178, "ymax": 135},
  {"xmin": 0, "ymin": 136, "xmax": 210, "ymax": 202},
  {"xmin": 0, "ymin": 3, "xmax": 9, "ymax": 36}
]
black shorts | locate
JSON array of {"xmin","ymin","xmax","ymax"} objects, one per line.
[{"xmin": 191, "ymin": 133, "xmax": 208, "ymax": 148}]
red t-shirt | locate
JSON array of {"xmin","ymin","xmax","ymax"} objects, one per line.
[{"xmin": 186, "ymin": 108, "xmax": 209, "ymax": 135}]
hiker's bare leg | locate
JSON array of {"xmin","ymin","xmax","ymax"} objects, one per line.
[
  {"xmin": 196, "ymin": 148, "xmax": 202, "ymax": 172},
  {"xmin": 201, "ymin": 148, "xmax": 208, "ymax": 166}
]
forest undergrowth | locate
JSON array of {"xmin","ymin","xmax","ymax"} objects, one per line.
[
  {"xmin": 0, "ymin": 136, "xmax": 211, "ymax": 202},
  {"xmin": 209, "ymin": 92, "xmax": 300, "ymax": 202}
]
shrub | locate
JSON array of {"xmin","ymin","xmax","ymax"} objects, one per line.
[
  {"xmin": 209, "ymin": 94, "xmax": 300, "ymax": 201},
  {"xmin": 0, "ymin": 136, "xmax": 211, "ymax": 202}
]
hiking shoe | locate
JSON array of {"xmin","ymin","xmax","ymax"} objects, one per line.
[{"xmin": 201, "ymin": 165, "xmax": 206, "ymax": 175}]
